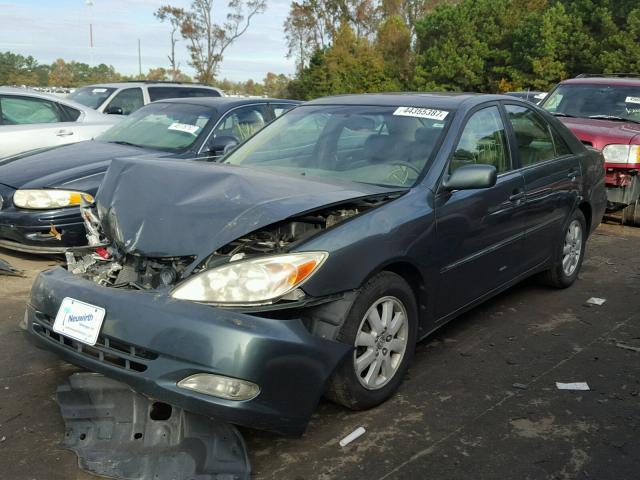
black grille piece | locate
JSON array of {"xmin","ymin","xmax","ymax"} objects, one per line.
[{"xmin": 32, "ymin": 313, "xmax": 157, "ymax": 372}]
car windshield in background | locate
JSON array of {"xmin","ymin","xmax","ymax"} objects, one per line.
[
  {"xmin": 223, "ymin": 105, "xmax": 451, "ymax": 188},
  {"xmin": 97, "ymin": 102, "xmax": 213, "ymax": 151},
  {"xmin": 67, "ymin": 86, "xmax": 117, "ymax": 109},
  {"xmin": 542, "ymin": 84, "xmax": 640, "ymax": 122}
]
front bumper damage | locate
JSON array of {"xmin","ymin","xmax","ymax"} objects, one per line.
[{"xmin": 26, "ymin": 267, "xmax": 351, "ymax": 435}]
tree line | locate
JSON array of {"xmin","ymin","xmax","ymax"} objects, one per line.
[
  {"xmin": 0, "ymin": 51, "xmax": 289, "ymax": 97},
  {"xmin": 284, "ymin": 0, "xmax": 640, "ymax": 99},
  {"xmin": 3, "ymin": 0, "xmax": 639, "ymax": 99}
]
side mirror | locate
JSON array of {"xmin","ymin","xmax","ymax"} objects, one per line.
[
  {"xmin": 105, "ymin": 106, "xmax": 124, "ymax": 115},
  {"xmin": 206, "ymin": 135, "xmax": 239, "ymax": 157},
  {"xmin": 442, "ymin": 164, "xmax": 497, "ymax": 191}
]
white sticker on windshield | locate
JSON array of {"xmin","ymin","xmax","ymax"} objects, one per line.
[
  {"xmin": 92, "ymin": 88, "xmax": 108, "ymax": 93},
  {"xmin": 393, "ymin": 106, "xmax": 448, "ymax": 121},
  {"xmin": 168, "ymin": 122, "xmax": 200, "ymax": 135},
  {"xmin": 625, "ymin": 96, "xmax": 640, "ymax": 104}
]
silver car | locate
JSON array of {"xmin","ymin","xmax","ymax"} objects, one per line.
[{"xmin": 0, "ymin": 88, "xmax": 120, "ymax": 158}]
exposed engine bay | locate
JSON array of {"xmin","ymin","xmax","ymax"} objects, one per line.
[{"xmin": 67, "ymin": 194, "xmax": 398, "ymax": 291}]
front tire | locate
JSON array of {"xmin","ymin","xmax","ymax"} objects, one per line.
[
  {"xmin": 543, "ymin": 209, "xmax": 586, "ymax": 288},
  {"xmin": 325, "ymin": 272, "xmax": 418, "ymax": 410}
]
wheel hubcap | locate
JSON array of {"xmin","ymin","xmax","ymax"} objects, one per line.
[
  {"xmin": 353, "ymin": 296, "xmax": 408, "ymax": 390},
  {"xmin": 562, "ymin": 219, "xmax": 583, "ymax": 277}
]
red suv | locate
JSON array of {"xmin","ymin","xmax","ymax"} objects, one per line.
[{"xmin": 540, "ymin": 74, "xmax": 640, "ymax": 225}]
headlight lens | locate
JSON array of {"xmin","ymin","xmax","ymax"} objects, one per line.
[
  {"xmin": 171, "ymin": 252, "xmax": 328, "ymax": 305},
  {"xmin": 602, "ymin": 144, "xmax": 640, "ymax": 164},
  {"xmin": 12, "ymin": 189, "xmax": 94, "ymax": 209}
]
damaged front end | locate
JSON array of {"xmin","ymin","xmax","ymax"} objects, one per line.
[
  {"xmin": 67, "ymin": 193, "xmax": 396, "ymax": 306},
  {"xmin": 66, "ymin": 198, "xmax": 194, "ymax": 290}
]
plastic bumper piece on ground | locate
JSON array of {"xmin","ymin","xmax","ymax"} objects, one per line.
[{"xmin": 57, "ymin": 372, "xmax": 251, "ymax": 480}]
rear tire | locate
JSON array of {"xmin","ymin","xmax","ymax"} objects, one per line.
[
  {"xmin": 542, "ymin": 209, "xmax": 586, "ymax": 289},
  {"xmin": 622, "ymin": 200, "xmax": 640, "ymax": 226},
  {"xmin": 325, "ymin": 272, "xmax": 418, "ymax": 410}
]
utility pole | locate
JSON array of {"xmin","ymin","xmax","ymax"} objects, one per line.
[
  {"xmin": 138, "ymin": 39, "xmax": 142, "ymax": 78},
  {"xmin": 86, "ymin": 0, "xmax": 94, "ymax": 66}
]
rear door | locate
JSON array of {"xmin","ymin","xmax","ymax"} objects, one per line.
[
  {"xmin": 434, "ymin": 104, "xmax": 526, "ymax": 319},
  {"xmin": 0, "ymin": 95, "xmax": 70, "ymax": 156},
  {"xmin": 502, "ymin": 102, "xmax": 581, "ymax": 270}
]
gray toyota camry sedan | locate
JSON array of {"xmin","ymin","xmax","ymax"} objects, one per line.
[{"xmin": 25, "ymin": 93, "xmax": 607, "ymax": 435}]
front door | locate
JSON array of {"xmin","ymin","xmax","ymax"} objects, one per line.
[{"xmin": 434, "ymin": 105, "xmax": 526, "ymax": 319}]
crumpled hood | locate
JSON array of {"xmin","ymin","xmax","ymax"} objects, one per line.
[
  {"xmin": 0, "ymin": 141, "xmax": 162, "ymax": 190},
  {"xmin": 560, "ymin": 117, "xmax": 640, "ymax": 149},
  {"xmin": 97, "ymin": 157, "xmax": 394, "ymax": 259}
]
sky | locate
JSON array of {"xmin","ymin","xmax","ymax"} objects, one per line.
[{"xmin": 0, "ymin": 0, "xmax": 296, "ymax": 82}]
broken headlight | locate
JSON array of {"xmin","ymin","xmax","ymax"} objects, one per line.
[
  {"xmin": 170, "ymin": 252, "xmax": 327, "ymax": 306},
  {"xmin": 13, "ymin": 189, "xmax": 94, "ymax": 209}
]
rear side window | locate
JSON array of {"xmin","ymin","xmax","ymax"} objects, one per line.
[
  {"xmin": 505, "ymin": 104, "xmax": 556, "ymax": 166},
  {"xmin": 0, "ymin": 95, "xmax": 60, "ymax": 125},
  {"xmin": 550, "ymin": 128, "xmax": 572, "ymax": 156},
  {"xmin": 148, "ymin": 87, "xmax": 221, "ymax": 102},
  {"xmin": 452, "ymin": 106, "xmax": 510, "ymax": 173},
  {"xmin": 59, "ymin": 104, "xmax": 81, "ymax": 121}
]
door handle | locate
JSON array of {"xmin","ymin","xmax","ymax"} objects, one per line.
[
  {"xmin": 509, "ymin": 190, "xmax": 525, "ymax": 202},
  {"xmin": 567, "ymin": 169, "xmax": 578, "ymax": 181},
  {"xmin": 56, "ymin": 130, "xmax": 74, "ymax": 137}
]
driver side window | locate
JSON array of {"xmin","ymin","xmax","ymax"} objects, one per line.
[
  {"xmin": 451, "ymin": 106, "xmax": 510, "ymax": 174},
  {"xmin": 106, "ymin": 88, "xmax": 144, "ymax": 115}
]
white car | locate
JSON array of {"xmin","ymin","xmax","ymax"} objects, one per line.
[
  {"xmin": 66, "ymin": 81, "xmax": 224, "ymax": 116},
  {"xmin": 0, "ymin": 87, "xmax": 121, "ymax": 158}
]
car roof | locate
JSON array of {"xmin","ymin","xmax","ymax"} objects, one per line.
[
  {"xmin": 156, "ymin": 97, "xmax": 300, "ymax": 108},
  {"xmin": 561, "ymin": 76, "xmax": 640, "ymax": 87},
  {"xmin": 0, "ymin": 86, "xmax": 70, "ymax": 101},
  {"xmin": 0, "ymin": 86, "xmax": 107, "ymax": 117},
  {"xmin": 304, "ymin": 92, "xmax": 509, "ymax": 109},
  {"xmin": 85, "ymin": 82, "xmax": 223, "ymax": 90}
]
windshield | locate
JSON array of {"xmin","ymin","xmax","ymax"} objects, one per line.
[
  {"xmin": 223, "ymin": 105, "xmax": 451, "ymax": 188},
  {"xmin": 97, "ymin": 102, "xmax": 214, "ymax": 151},
  {"xmin": 67, "ymin": 86, "xmax": 116, "ymax": 109},
  {"xmin": 542, "ymin": 83, "xmax": 640, "ymax": 122}
]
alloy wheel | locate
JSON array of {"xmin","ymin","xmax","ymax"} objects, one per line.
[
  {"xmin": 353, "ymin": 296, "xmax": 409, "ymax": 390},
  {"xmin": 562, "ymin": 219, "xmax": 583, "ymax": 277}
]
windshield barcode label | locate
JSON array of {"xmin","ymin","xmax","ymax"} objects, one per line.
[
  {"xmin": 625, "ymin": 96, "xmax": 640, "ymax": 104},
  {"xmin": 393, "ymin": 107, "xmax": 448, "ymax": 121}
]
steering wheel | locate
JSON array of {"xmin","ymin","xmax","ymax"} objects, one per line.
[{"xmin": 386, "ymin": 162, "xmax": 421, "ymax": 184}]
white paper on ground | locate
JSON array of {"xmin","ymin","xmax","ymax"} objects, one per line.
[
  {"xmin": 556, "ymin": 382, "xmax": 590, "ymax": 391},
  {"xmin": 339, "ymin": 427, "xmax": 366, "ymax": 447},
  {"xmin": 586, "ymin": 297, "xmax": 606, "ymax": 306}
]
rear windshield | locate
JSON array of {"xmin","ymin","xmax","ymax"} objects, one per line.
[
  {"xmin": 67, "ymin": 87, "xmax": 116, "ymax": 109},
  {"xmin": 542, "ymin": 83, "xmax": 640, "ymax": 122},
  {"xmin": 223, "ymin": 105, "xmax": 451, "ymax": 188},
  {"xmin": 148, "ymin": 86, "xmax": 221, "ymax": 102},
  {"xmin": 97, "ymin": 102, "xmax": 214, "ymax": 151}
]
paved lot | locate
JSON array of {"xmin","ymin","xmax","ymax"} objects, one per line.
[{"xmin": 1, "ymin": 222, "xmax": 639, "ymax": 480}]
